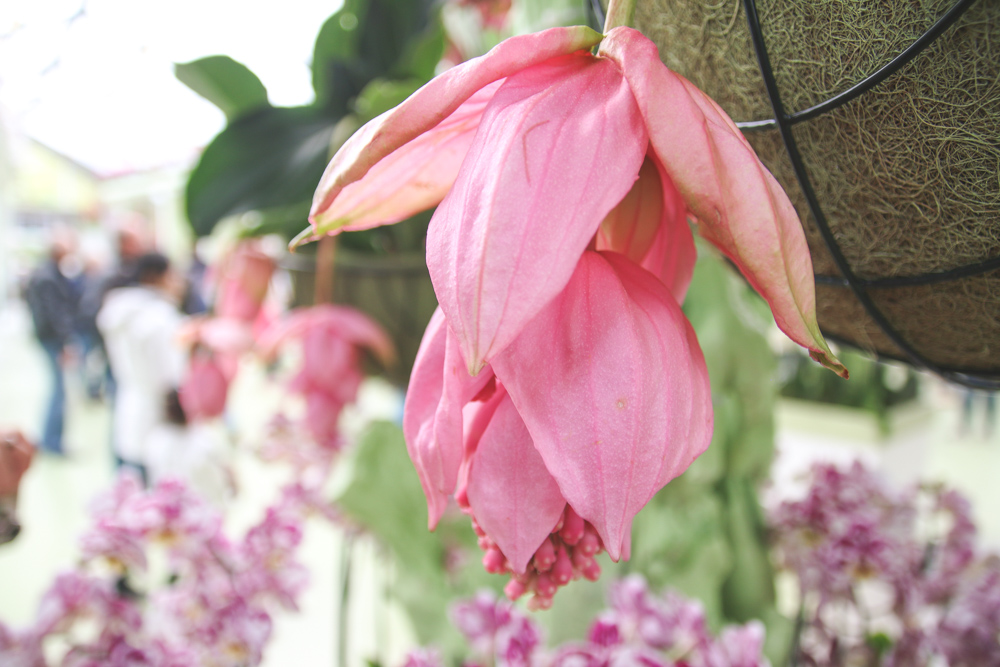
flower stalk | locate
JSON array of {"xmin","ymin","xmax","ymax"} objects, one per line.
[{"xmin": 603, "ymin": 0, "xmax": 636, "ymax": 32}]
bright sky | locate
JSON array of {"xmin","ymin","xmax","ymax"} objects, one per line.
[{"xmin": 0, "ymin": 0, "xmax": 343, "ymax": 176}]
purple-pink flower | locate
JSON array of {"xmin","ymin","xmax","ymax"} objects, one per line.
[{"xmin": 425, "ymin": 578, "xmax": 769, "ymax": 667}]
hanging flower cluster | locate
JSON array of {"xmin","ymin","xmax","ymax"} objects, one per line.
[
  {"xmin": 0, "ymin": 475, "xmax": 327, "ymax": 667},
  {"xmin": 401, "ymin": 575, "xmax": 768, "ymax": 667},
  {"xmin": 302, "ymin": 21, "xmax": 845, "ymax": 605},
  {"xmin": 179, "ymin": 242, "xmax": 277, "ymax": 421},
  {"xmin": 771, "ymin": 461, "xmax": 1000, "ymax": 666},
  {"xmin": 256, "ymin": 304, "xmax": 395, "ymax": 454}
]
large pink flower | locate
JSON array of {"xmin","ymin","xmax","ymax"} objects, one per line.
[{"xmin": 304, "ymin": 25, "xmax": 844, "ymax": 604}]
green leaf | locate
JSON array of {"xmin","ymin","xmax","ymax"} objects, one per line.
[
  {"xmin": 720, "ymin": 478, "xmax": 776, "ymax": 621},
  {"xmin": 331, "ymin": 421, "xmax": 501, "ymax": 655},
  {"xmin": 311, "ymin": 0, "xmax": 437, "ymax": 111},
  {"xmin": 391, "ymin": 15, "xmax": 446, "ymax": 81},
  {"xmin": 175, "ymin": 56, "xmax": 269, "ymax": 122},
  {"xmin": 311, "ymin": 0, "xmax": 370, "ymax": 111},
  {"xmin": 184, "ymin": 106, "xmax": 335, "ymax": 236},
  {"xmin": 353, "ymin": 78, "xmax": 423, "ymax": 124},
  {"xmin": 333, "ymin": 421, "xmax": 443, "ymax": 577}
]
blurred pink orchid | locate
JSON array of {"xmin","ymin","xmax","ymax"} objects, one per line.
[
  {"xmin": 258, "ymin": 305, "xmax": 394, "ymax": 449},
  {"xmin": 304, "ymin": 24, "xmax": 845, "ymax": 601}
]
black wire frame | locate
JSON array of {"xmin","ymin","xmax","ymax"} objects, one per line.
[
  {"xmin": 738, "ymin": 0, "xmax": 1000, "ymax": 390},
  {"xmin": 593, "ymin": 0, "xmax": 1000, "ymax": 389}
]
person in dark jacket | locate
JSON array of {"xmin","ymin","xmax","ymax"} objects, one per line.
[{"xmin": 24, "ymin": 229, "xmax": 79, "ymax": 455}]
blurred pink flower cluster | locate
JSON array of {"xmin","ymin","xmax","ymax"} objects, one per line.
[
  {"xmin": 179, "ymin": 243, "xmax": 277, "ymax": 421},
  {"xmin": 771, "ymin": 461, "xmax": 999, "ymax": 666},
  {"xmin": 402, "ymin": 575, "xmax": 768, "ymax": 667},
  {"xmin": 0, "ymin": 474, "xmax": 325, "ymax": 667},
  {"xmin": 257, "ymin": 305, "xmax": 394, "ymax": 454}
]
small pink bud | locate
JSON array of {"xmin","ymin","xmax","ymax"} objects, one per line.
[
  {"xmin": 532, "ymin": 538, "xmax": 556, "ymax": 572},
  {"xmin": 560, "ymin": 506, "xmax": 585, "ymax": 545},
  {"xmin": 534, "ymin": 573, "xmax": 556, "ymax": 598},
  {"xmin": 483, "ymin": 547, "xmax": 506, "ymax": 574},
  {"xmin": 551, "ymin": 545, "xmax": 573, "ymax": 585},
  {"xmin": 577, "ymin": 528, "xmax": 600, "ymax": 556},
  {"xmin": 572, "ymin": 550, "xmax": 593, "ymax": 571},
  {"xmin": 504, "ymin": 578, "xmax": 528, "ymax": 600},
  {"xmin": 528, "ymin": 594, "xmax": 553, "ymax": 611},
  {"xmin": 582, "ymin": 559, "xmax": 601, "ymax": 582}
]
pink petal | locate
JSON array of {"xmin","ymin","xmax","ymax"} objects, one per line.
[
  {"xmin": 306, "ymin": 26, "xmax": 604, "ymax": 241},
  {"xmin": 491, "ymin": 251, "xmax": 713, "ymax": 561},
  {"xmin": 256, "ymin": 305, "xmax": 394, "ymax": 365},
  {"xmin": 402, "ymin": 309, "xmax": 492, "ymax": 528},
  {"xmin": 310, "ymin": 81, "xmax": 502, "ymax": 236},
  {"xmin": 428, "ymin": 54, "xmax": 648, "ymax": 374},
  {"xmin": 179, "ymin": 356, "xmax": 229, "ymax": 420},
  {"xmin": 596, "ymin": 153, "xmax": 696, "ymax": 303},
  {"xmin": 465, "ymin": 390, "xmax": 567, "ymax": 574},
  {"xmin": 308, "ymin": 305, "xmax": 395, "ymax": 365},
  {"xmin": 599, "ymin": 27, "xmax": 846, "ymax": 377}
]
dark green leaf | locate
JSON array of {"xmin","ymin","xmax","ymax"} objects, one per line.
[
  {"xmin": 184, "ymin": 106, "xmax": 335, "ymax": 236},
  {"xmin": 175, "ymin": 56, "xmax": 269, "ymax": 122},
  {"xmin": 353, "ymin": 78, "xmax": 423, "ymax": 124},
  {"xmin": 391, "ymin": 15, "xmax": 446, "ymax": 81},
  {"xmin": 311, "ymin": 1, "xmax": 370, "ymax": 112}
]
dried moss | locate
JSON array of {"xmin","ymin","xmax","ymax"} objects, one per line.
[{"xmin": 635, "ymin": 0, "xmax": 1000, "ymax": 375}]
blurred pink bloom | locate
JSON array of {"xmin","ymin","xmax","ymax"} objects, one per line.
[
  {"xmin": 0, "ymin": 623, "xmax": 45, "ymax": 667},
  {"xmin": 179, "ymin": 352, "xmax": 230, "ymax": 420},
  {"xmin": 449, "ymin": 590, "xmax": 542, "ymax": 666},
  {"xmin": 258, "ymin": 304, "xmax": 394, "ymax": 449},
  {"xmin": 307, "ymin": 24, "xmax": 844, "ymax": 601},
  {"xmin": 400, "ymin": 648, "xmax": 446, "ymax": 667},
  {"xmin": 215, "ymin": 244, "xmax": 275, "ymax": 324}
]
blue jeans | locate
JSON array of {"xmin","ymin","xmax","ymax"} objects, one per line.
[{"xmin": 39, "ymin": 339, "xmax": 66, "ymax": 454}]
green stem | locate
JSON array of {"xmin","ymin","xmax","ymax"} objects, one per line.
[{"xmin": 603, "ymin": 0, "xmax": 636, "ymax": 32}]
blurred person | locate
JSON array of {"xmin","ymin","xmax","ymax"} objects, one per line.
[
  {"xmin": 0, "ymin": 430, "xmax": 33, "ymax": 545},
  {"xmin": 24, "ymin": 228, "xmax": 80, "ymax": 456},
  {"xmin": 74, "ymin": 250, "xmax": 112, "ymax": 400},
  {"xmin": 76, "ymin": 220, "xmax": 152, "ymax": 398},
  {"xmin": 146, "ymin": 391, "xmax": 233, "ymax": 506},
  {"xmin": 98, "ymin": 253, "xmax": 186, "ymax": 484}
]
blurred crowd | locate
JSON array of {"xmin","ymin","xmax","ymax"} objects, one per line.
[{"xmin": 1, "ymin": 221, "xmax": 236, "ymax": 545}]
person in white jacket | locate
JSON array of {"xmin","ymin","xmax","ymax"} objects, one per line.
[{"xmin": 97, "ymin": 253, "xmax": 186, "ymax": 483}]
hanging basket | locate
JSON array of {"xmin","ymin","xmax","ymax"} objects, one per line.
[
  {"xmin": 634, "ymin": 0, "xmax": 1000, "ymax": 387},
  {"xmin": 282, "ymin": 250, "xmax": 439, "ymax": 386}
]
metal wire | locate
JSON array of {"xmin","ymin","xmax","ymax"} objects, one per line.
[
  {"xmin": 592, "ymin": 0, "xmax": 998, "ymax": 387},
  {"xmin": 740, "ymin": 0, "xmax": 999, "ymax": 390},
  {"xmin": 735, "ymin": 0, "xmax": 980, "ymax": 130}
]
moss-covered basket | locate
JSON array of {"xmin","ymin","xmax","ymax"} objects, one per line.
[{"xmin": 636, "ymin": 0, "xmax": 999, "ymax": 384}]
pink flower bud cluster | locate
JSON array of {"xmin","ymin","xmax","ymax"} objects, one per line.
[
  {"xmin": 0, "ymin": 474, "xmax": 320, "ymax": 666},
  {"xmin": 467, "ymin": 504, "xmax": 605, "ymax": 611},
  {"xmin": 770, "ymin": 461, "xmax": 997, "ymax": 666},
  {"xmin": 401, "ymin": 576, "xmax": 768, "ymax": 667}
]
